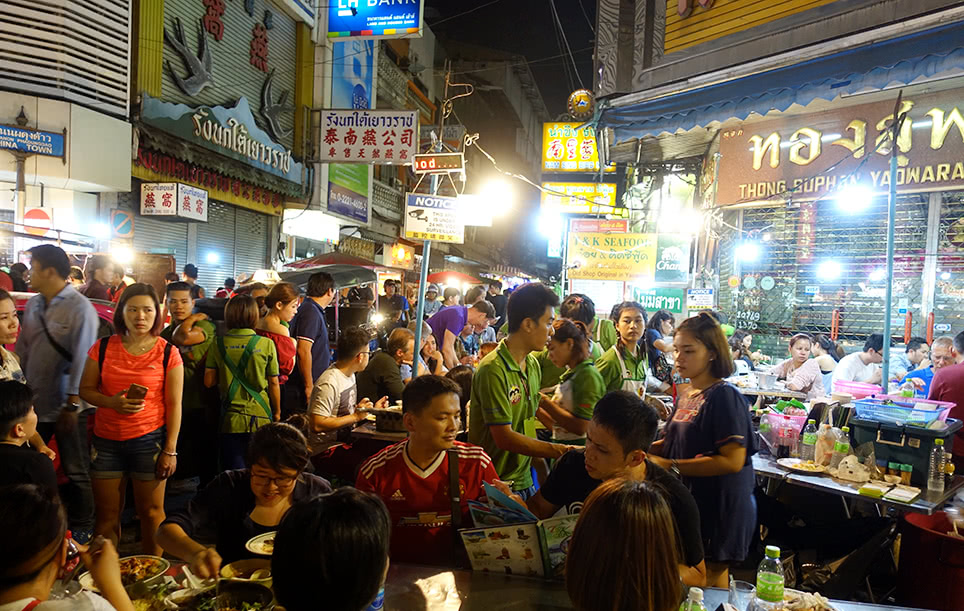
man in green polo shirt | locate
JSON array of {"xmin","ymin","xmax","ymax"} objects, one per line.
[
  {"xmin": 469, "ymin": 283, "xmax": 575, "ymax": 499},
  {"xmin": 163, "ymin": 281, "xmax": 218, "ymax": 483}
]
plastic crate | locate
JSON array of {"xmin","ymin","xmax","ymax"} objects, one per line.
[
  {"xmin": 853, "ymin": 395, "xmax": 953, "ymax": 427},
  {"xmin": 850, "ymin": 417, "xmax": 962, "ymax": 486}
]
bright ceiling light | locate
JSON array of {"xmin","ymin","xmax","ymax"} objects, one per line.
[
  {"xmin": 869, "ymin": 268, "xmax": 886, "ymax": 282},
  {"xmin": 735, "ymin": 241, "xmax": 759, "ymax": 262},
  {"xmin": 206, "ymin": 251, "xmax": 220, "ymax": 264},
  {"xmin": 818, "ymin": 260, "xmax": 843, "ymax": 281},
  {"xmin": 835, "ymin": 184, "xmax": 874, "ymax": 212},
  {"xmin": 92, "ymin": 223, "xmax": 111, "ymax": 240}
]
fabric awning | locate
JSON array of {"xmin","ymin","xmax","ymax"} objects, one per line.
[{"xmin": 601, "ymin": 21, "xmax": 964, "ymax": 144}]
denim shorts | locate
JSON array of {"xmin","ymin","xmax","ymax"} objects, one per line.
[{"xmin": 90, "ymin": 428, "xmax": 165, "ymax": 481}]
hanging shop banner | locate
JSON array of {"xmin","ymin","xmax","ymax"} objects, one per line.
[
  {"xmin": 320, "ymin": 110, "xmax": 418, "ymax": 163},
  {"xmin": 570, "ymin": 218, "xmax": 628, "ymax": 233},
  {"xmin": 717, "ymin": 88, "xmax": 964, "ymax": 205},
  {"xmin": 542, "ymin": 123, "xmax": 616, "ymax": 173},
  {"xmin": 654, "ymin": 234, "xmax": 691, "ymax": 283},
  {"xmin": 177, "ymin": 184, "xmax": 208, "ymax": 222},
  {"xmin": 331, "ymin": 40, "xmax": 375, "ymax": 110},
  {"xmin": 566, "ymin": 233, "xmax": 657, "ymax": 282},
  {"xmin": 0, "ymin": 124, "xmax": 65, "ymax": 159},
  {"xmin": 404, "ymin": 193, "xmax": 465, "ymax": 244},
  {"xmin": 327, "ymin": 0, "xmax": 423, "ymax": 40},
  {"xmin": 327, "ymin": 164, "xmax": 371, "ymax": 225},
  {"xmin": 686, "ymin": 288, "xmax": 715, "ymax": 309},
  {"xmin": 541, "ymin": 182, "xmax": 624, "ymax": 215},
  {"xmin": 632, "ymin": 287, "xmax": 685, "ymax": 314},
  {"xmin": 569, "ymin": 279, "xmax": 625, "ymax": 316},
  {"xmin": 339, "ymin": 235, "xmax": 376, "ymax": 261},
  {"xmin": 141, "ymin": 183, "xmax": 178, "ymax": 216},
  {"xmin": 140, "ymin": 95, "xmax": 303, "ymax": 186}
]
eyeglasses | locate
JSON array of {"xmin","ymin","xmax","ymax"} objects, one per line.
[{"xmin": 250, "ymin": 473, "xmax": 297, "ymax": 487}]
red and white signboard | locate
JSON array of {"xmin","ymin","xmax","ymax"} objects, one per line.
[
  {"xmin": 177, "ymin": 184, "xmax": 208, "ymax": 222},
  {"xmin": 141, "ymin": 183, "xmax": 177, "ymax": 216},
  {"xmin": 23, "ymin": 207, "xmax": 52, "ymax": 237},
  {"xmin": 569, "ymin": 218, "xmax": 628, "ymax": 233},
  {"xmin": 319, "ymin": 110, "xmax": 419, "ymax": 164}
]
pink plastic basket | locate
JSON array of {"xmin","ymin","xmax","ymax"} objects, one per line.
[{"xmin": 833, "ymin": 380, "xmax": 883, "ymax": 399}]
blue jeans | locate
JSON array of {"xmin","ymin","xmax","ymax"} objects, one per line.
[
  {"xmin": 516, "ymin": 485, "xmax": 538, "ymax": 501},
  {"xmin": 90, "ymin": 428, "xmax": 165, "ymax": 481},
  {"xmin": 221, "ymin": 433, "xmax": 252, "ymax": 471},
  {"xmin": 38, "ymin": 411, "xmax": 94, "ymax": 532}
]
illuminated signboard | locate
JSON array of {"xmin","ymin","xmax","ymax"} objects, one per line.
[
  {"xmin": 327, "ymin": 0, "xmax": 424, "ymax": 40},
  {"xmin": 542, "ymin": 122, "xmax": 615, "ymax": 173},
  {"xmin": 413, "ymin": 152, "xmax": 464, "ymax": 174},
  {"xmin": 541, "ymin": 182, "xmax": 625, "ymax": 216}
]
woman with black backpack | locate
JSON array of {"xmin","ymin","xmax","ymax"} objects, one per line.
[{"xmin": 78, "ymin": 283, "xmax": 183, "ymax": 555}]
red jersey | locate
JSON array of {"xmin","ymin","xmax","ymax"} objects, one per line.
[{"xmin": 356, "ymin": 440, "xmax": 498, "ymax": 566}]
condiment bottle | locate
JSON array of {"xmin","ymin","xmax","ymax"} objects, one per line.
[{"xmin": 900, "ymin": 463, "xmax": 913, "ymax": 486}]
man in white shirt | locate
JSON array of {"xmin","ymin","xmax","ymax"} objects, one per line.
[{"xmin": 832, "ymin": 333, "xmax": 886, "ymax": 388}]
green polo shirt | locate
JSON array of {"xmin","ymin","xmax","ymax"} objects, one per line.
[
  {"xmin": 469, "ymin": 340, "xmax": 542, "ymax": 491},
  {"xmin": 592, "ymin": 317, "xmax": 618, "ymax": 353},
  {"xmin": 535, "ymin": 348, "xmax": 566, "ymax": 390},
  {"xmin": 162, "ymin": 320, "xmax": 216, "ymax": 412},
  {"xmin": 560, "ymin": 359, "xmax": 607, "ymax": 421},
  {"xmin": 595, "ymin": 344, "xmax": 648, "ymax": 393},
  {"xmin": 205, "ymin": 328, "xmax": 279, "ymax": 433}
]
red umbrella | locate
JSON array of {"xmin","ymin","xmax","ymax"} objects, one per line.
[
  {"xmin": 287, "ymin": 252, "xmax": 379, "ymax": 269},
  {"xmin": 426, "ymin": 271, "xmax": 482, "ymax": 284}
]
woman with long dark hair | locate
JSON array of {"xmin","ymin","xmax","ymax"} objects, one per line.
[
  {"xmin": 645, "ymin": 310, "xmax": 675, "ymax": 385},
  {"xmin": 597, "ymin": 302, "xmax": 668, "ymax": 396},
  {"xmin": 79, "ymin": 283, "xmax": 183, "ymax": 555},
  {"xmin": 566, "ymin": 478, "xmax": 681, "ymax": 611},
  {"xmin": 812, "ymin": 333, "xmax": 840, "ymax": 373},
  {"xmin": 539, "ymin": 319, "xmax": 605, "ymax": 443}
]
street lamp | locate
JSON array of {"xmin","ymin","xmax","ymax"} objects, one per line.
[{"xmin": 482, "ymin": 179, "xmax": 514, "ymax": 218}]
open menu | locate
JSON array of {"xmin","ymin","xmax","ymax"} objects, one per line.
[{"xmin": 459, "ymin": 482, "xmax": 578, "ymax": 579}]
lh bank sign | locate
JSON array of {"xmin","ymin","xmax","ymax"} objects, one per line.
[{"xmin": 328, "ymin": 0, "xmax": 424, "ymax": 40}]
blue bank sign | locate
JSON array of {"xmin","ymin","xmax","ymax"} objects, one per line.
[
  {"xmin": 0, "ymin": 124, "xmax": 65, "ymax": 159},
  {"xmin": 327, "ymin": 0, "xmax": 424, "ymax": 40}
]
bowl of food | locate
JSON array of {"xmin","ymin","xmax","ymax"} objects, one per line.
[
  {"xmin": 168, "ymin": 586, "xmax": 216, "ymax": 609},
  {"xmin": 221, "ymin": 559, "xmax": 272, "ymax": 587},
  {"xmin": 215, "ymin": 580, "xmax": 274, "ymax": 610},
  {"xmin": 79, "ymin": 555, "xmax": 170, "ymax": 592}
]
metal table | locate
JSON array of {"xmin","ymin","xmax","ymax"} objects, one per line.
[
  {"xmin": 739, "ymin": 387, "xmax": 809, "ymax": 409},
  {"xmin": 351, "ymin": 422, "xmax": 408, "ymax": 443},
  {"xmin": 382, "ymin": 564, "xmax": 924, "ymax": 610}
]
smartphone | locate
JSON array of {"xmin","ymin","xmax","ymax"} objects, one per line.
[{"xmin": 126, "ymin": 383, "xmax": 149, "ymax": 401}]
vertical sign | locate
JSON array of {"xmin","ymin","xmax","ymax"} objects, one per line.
[
  {"xmin": 797, "ymin": 201, "xmax": 816, "ymax": 263},
  {"xmin": 331, "ymin": 40, "xmax": 375, "ymax": 110},
  {"xmin": 140, "ymin": 183, "xmax": 177, "ymax": 216},
  {"xmin": 327, "ymin": 164, "xmax": 371, "ymax": 225},
  {"xmin": 177, "ymin": 184, "xmax": 208, "ymax": 222}
]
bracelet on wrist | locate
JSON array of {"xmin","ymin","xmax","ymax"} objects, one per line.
[{"xmin": 161, "ymin": 450, "xmax": 178, "ymax": 457}]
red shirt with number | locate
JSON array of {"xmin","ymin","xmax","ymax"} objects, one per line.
[{"xmin": 356, "ymin": 440, "xmax": 497, "ymax": 566}]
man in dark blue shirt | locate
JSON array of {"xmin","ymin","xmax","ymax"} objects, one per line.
[{"xmin": 285, "ymin": 271, "xmax": 335, "ymax": 416}]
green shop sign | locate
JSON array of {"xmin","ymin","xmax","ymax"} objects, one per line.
[
  {"xmin": 632, "ymin": 287, "xmax": 685, "ymax": 313},
  {"xmin": 654, "ymin": 234, "xmax": 691, "ymax": 283},
  {"xmin": 140, "ymin": 94, "xmax": 304, "ymax": 186}
]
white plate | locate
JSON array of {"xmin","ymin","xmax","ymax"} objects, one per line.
[
  {"xmin": 245, "ymin": 531, "xmax": 277, "ymax": 556},
  {"xmin": 777, "ymin": 458, "xmax": 828, "ymax": 474},
  {"xmin": 78, "ymin": 555, "xmax": 169, "ymax": 592}
]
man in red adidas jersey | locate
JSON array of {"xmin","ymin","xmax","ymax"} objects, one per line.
[{"xmin": 357, "ymin": 375, "xmax": 498, "ymax": 566}]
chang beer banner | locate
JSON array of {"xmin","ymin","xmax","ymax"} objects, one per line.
[
  {"xmin": 566, "ymin": 233, "xmax": 657, "ymax": 282},
  {"xmin": 632, "ymin": 287, "xmax": 685, "ymax": 314},
  {"xmin": 655, "ymin": 234, "xmax": 691, "ymax": 283}
]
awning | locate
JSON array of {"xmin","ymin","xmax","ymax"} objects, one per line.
[{"xmin": 601, "ymin": 21, "xmax": 964, "ymax": 144}]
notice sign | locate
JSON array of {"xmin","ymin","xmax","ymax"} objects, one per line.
[
  {"xmin": 686, "ymin": 288, "xmax": 714, "ymax": 309},
  {"xmin": 320, "ymin": 110, "xmax": 418, "ymax": 164},
  {"xmin": 177, "ymin": 184, "xmax": 208, "ymax": 222},
  {"xmin": 567, "ymin": 233, "xmax": 657, "ymax": 282},
  {"xmin": 141, "ymin": 183, "xmax": 177, "ymax": 216},
  {"xmin": 0, "ymin": 124, "xmax": 65, "ymax": 158},
  {"xmin": 404, "ymin": 193, "xmax": 464, "ymax": 244},
  {"xmin": 633, "ymin": 287, "xmax": 685, "ymax": 314}
]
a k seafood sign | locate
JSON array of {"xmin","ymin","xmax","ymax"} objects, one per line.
[{"xmin": 717, "ymin": 89, "xmax": 964, "ymax": 205}]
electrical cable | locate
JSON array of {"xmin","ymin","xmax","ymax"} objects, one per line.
[
  {"xmin": 549, "ymin": 0, "xmax": 586, "ymax": 90},
  {"xmin": 576, "ymin": 0, "xmax": 596, "ymax": 35}
]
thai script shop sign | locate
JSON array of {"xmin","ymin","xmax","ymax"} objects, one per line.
[
  {"xmin": 542, "ymin": 123, "xmax": 615, "ymax": 172},
  {"xmin": 567, "ymin": 233, "xmax": 689, "ymax": 283},
  {"xmin": 717, "ymin": 89, "xmax": 964, "ymax": 204},
  {"xmin": 632, "ymin": 287, "xmax": 685, "ymax": 314},
  {"xmin": 140, "ymin": 183, "xmax": 209, "ymax": 222},
  {"xmin": 140, "ymin": 94, "xmax": 303, "ymax": 186},
  {"xmin": 404, "ymin": 193, "xmax": 465, "ymax": 244},
  {"xmin": 0, "ymin": 124, "xmax": 65, "ymax": 159},
  {"xmin": 320, "ymin": 110, "xmax": 419, "ymax": 163}
]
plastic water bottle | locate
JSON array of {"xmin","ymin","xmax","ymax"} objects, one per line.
[
  {"xmin": 928, "ymin": 439, "xmax": 947, "ymax": 493},
  {"xmin": 800, "ymin": 419, "xmax": 817, "ymax": 462},
  {"xmin": 829, "ymin": 426, "xmax": 850, "ymax": 469},
  {"xmin": 755, "ymin": 545, "xmax": 785, "ymax": 607},
  {"xmin": 900, "ymin": 380, "xmax": 916, "ymax": 398},
  {"xmin": 679, "ymin": 587, "xmax": 708, "ymax": 611}
]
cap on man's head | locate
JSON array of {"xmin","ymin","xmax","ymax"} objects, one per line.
[
  {"xmin": 183, "ymin": 263, "xmax": 199, "ymax": 279},
  {"xmin": 427, "ymin": 284, "xmax": 439, "ymax": 293}
]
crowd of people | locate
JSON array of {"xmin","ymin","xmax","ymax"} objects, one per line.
[{"xmin": 4, "ymin": 245, "xmax": 964, "ymax": 611}]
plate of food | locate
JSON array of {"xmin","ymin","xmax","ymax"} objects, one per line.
[
  {"xmin": 777, "ymin": 458, "xmax": 828, "ymax": 474},
  {"xmin": 245, "ymin": 532, "xmax": 276, "ymax": 556},
  {"xmin": 79, "ymin": 555, "xmax": 170, "ymax": 592}
]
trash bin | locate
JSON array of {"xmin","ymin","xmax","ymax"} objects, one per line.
[{"xmin": 897, "ymin": 512, "xmax": 964, "ymax": 611}]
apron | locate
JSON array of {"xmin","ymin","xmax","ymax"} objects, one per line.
[
  {"xmin": 616, "ymin": 346, "xmax": 647, "ymax": 399},
  {"xmin": 552, "ymin": 375, "xmax": 584, "ymax": 442}
]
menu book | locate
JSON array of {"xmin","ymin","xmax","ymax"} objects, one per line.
[{"xmin": 459, "ymin": 482, "xmax": 578, "ymax": 579}]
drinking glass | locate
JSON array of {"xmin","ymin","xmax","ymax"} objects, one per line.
[{"xmin": 728, "ymin": 580, "xmax": 756, "ymax": 611}]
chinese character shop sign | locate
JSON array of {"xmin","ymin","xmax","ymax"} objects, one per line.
[
  {"xmin": 141, "ymin": 183, "xmax": 208, "ymax": 221},
  {"xmin": 177, "ymin": 184, "xmax": 208, "ymax": 222},
  {"xmin": 320, "ymin": 110, "xmax": 418, "ymax": 163},
  {"xmin": 404, "ymin": 194, "xmax": 465, "ymax": 244},
  {"xmin": 542, "ymin": 123, "xmax": 615, "ymax": 172}
]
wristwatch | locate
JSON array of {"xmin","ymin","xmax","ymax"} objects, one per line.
[{"xmin": 64, "ymin": 402, "xmax": 82, "ymax": 413}]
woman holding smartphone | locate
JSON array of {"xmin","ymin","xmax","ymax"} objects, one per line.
[{"xmin": 79, "ymin": 283, "xmax": 183, "ymax": 555}]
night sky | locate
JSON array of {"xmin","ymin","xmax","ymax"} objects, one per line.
[{"xmin": 424, "ymin": 0, "xmax": 595, "ymax": 118}]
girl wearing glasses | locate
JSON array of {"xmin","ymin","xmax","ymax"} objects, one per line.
[{"xmin": 156, "ymin": 423, "xmax": 331, "ymax": 579}]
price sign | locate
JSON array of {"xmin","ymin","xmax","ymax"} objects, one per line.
[{"xmin": 412, "ymin": 152, "xmax": 464, "ymax": 174}]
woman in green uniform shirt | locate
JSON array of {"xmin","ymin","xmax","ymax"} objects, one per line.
[
  {"xmin": 538, "ymin": 319, "xmax": 606, "ymax": 444},
  {"xmin": 596, "ymin": 302, "xmax": 670, "ymax": 396},
  {"xmin": 535, "ymin": 294, "xmax": 610, "ymax": 392}
]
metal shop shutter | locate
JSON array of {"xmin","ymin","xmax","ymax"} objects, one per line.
[
  {"xmin": 196, "ymin": 201, "xmax": 236, "ymax": 295},
  {"xmin": 234, "ymin": 208, "xmax": 269, "ymax": 279},
  {"xmin": 132, "ymin": 215, "xmax": 189, "ymax": 274}
]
